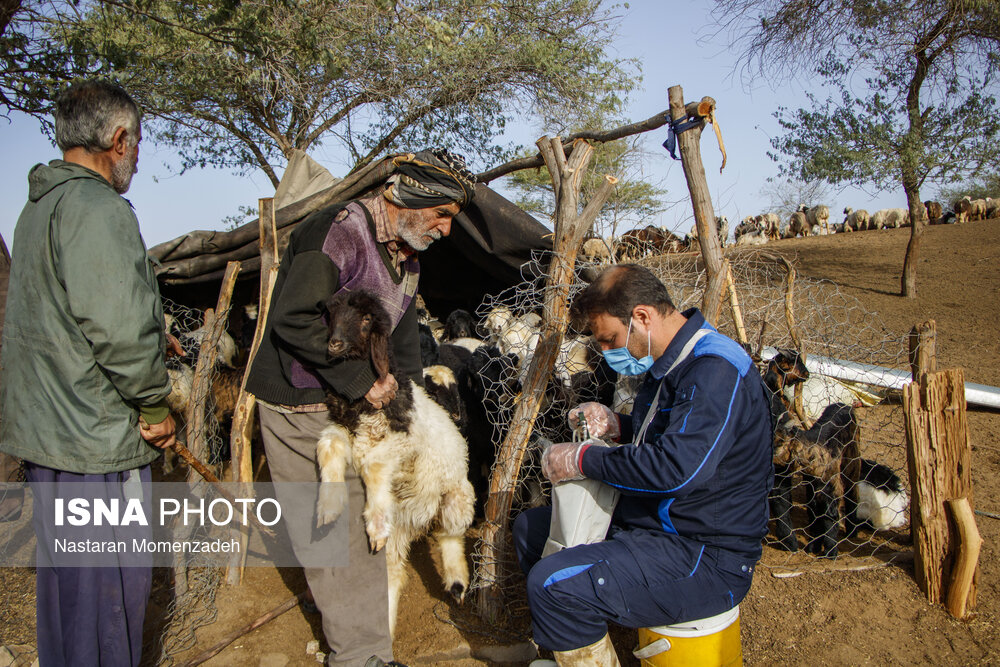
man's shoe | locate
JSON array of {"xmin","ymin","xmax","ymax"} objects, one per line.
[{"xmin": 364, "ymin": 657, "xmax": 408, "ymax": 667}]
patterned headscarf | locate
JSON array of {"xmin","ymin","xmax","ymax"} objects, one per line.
[{"xmin": 383, "ymin": 148, "xmax": 476, "ymax": 210}]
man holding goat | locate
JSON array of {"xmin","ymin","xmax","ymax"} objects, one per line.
[{"xmin": 246, "ymin": 150, "xmax": 475, "ymax": 667}]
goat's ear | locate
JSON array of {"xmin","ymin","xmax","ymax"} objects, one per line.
[{"xmin": 370, "ymin": 329, "xmax": 391, "ymax": 381}]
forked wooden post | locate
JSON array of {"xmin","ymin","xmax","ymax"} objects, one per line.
[
  {"xmin": 227, "ymin": 198, "xmax": 281, "ymax": 585},
  {"xmin": 903, "ymin": 363, "xmax": 977, "ymax": 613},
  {"xmin": 475, "ymin": 137, "xmax": 617, "ymax": 623},
  {"xmin": 667, "ymin": 85, "xmax": 726, "ymax": 325}
]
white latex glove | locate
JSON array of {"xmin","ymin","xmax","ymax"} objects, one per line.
[
  {"xmin": 541, "ymin": 442, "xmax": 587, "ymax": 484},
  {"xmin": 567, "ymin": 402, "xmax": 621, "ymax": 441},
  {"xmin": 542, "ymin": 439, "xmax": 614, "ymax": 484}
]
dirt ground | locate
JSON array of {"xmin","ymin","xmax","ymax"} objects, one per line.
[{"xmin": 3, "ymin": 219, "xmax": 999, "ymax": 666}]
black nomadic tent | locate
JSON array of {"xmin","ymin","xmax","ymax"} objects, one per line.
[{"xmin": 149, "ymin": 155, "xmax": 551, "ymax": 317}]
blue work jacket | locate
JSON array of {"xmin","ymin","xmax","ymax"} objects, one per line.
[{"xmin": 580, "ymin": 309, "xmax": 774, "ymax": 559}]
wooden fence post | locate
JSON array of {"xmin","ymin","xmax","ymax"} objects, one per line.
[
  {"xmin": 903, "ymin": 363, "xmax": 977, "ymax": 613},
  {"xmin": 667, "ymin": 85, "xmax": 726, "ymax": 325},
  {"xmin": 226, "ymin": 198, "xmax": 280, "ymax": 585},
  {"xmin": 475, "ymin": 137, "xmax": 616, "ymax": 623},
  {"xmin": 908, "ymin": 320, "xmax": 937, "ymax": 379},
  {"xmin": 176, "ymin": 261, "xmax": 240, "ymax": 595}
]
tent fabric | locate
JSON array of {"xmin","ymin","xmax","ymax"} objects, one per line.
[
  {"xmin": 149, "ymin": 155, "xmax": 552, "ymax": 315},
  {"xmin": 273, "ymin": 149, "xmax": 341, "ymax": 211}
]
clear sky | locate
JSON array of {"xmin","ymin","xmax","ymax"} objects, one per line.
[{"xmin": 0, "ymin": 0, "xmax": 913, "ymax": 251}]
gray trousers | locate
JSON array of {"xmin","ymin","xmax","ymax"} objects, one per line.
[{"xmin": 258, "ymin": 405, "xmax": 393, "ymax": 666}]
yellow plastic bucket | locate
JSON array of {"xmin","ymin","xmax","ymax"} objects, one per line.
[{"xmin": 634, "ymin": 606, "xmax": 742, "ymax": 667}]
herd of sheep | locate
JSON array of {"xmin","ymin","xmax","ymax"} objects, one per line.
[{"xmin": 581, "ymin": 195, "xmax": 998, "ymax": 262}]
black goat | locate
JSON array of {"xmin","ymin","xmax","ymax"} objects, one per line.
[
  {"xmin": 443, "ymin": 309, "xmax": 478, "ymax": 341},
  {"xmin": 461, "ymin": 344, "xmax": 521, "ymax": 512},
  {"xmin": 419, "ymin": 322, "xmax": 439, "ymax": 367}
]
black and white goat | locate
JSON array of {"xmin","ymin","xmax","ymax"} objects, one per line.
[
  {"xmin": 315, "ymin": 290, "xmax": 475, "ymax": 634},
  {"xmin": 856, "ymin": 458, "xmax": 909, "ymax": 531}
]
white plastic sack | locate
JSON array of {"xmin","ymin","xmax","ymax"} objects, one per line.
[{"xmin": 542, "ymin": 440, "xmax": 620, "ymax": 558}]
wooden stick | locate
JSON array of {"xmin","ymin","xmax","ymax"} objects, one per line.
[
  {"xmin": 908, "ymin": 320, "xmax": 937, "ymax": 380},
  {"xmin": 181, "ymin": 591, "xmax": 307, "ymax": 666},
  {"xmin": 770, "ymin": 551, "xmax": 913, "ymax": 578},
  {"xmin": 778, "ymin": 256, "xmax": 810, "ymax": 427},
  {"xmin": 724, "ymin": 262, "xmax": 747, "ymax": 345},
  {"xmin": 185, "ymin": 262, "xmax": 241, "ymax": 471},
  {"xmin": 476, "ymin": 110, "xmax": 670, "ymax": 183},
  {"xmin": 945, "ymin": 497, "xmax": 982, "ymax": 619},
  {"xmin": 171, "ymin": 440, "xmax": 277, "ymax": 540}
]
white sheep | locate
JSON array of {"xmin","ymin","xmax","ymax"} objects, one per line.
[
  {"xmin": 843, "ymin": 207, "xmax": 870, "ymax": 232},
  {"xmin": 806, "ymin": 205, "xmax": 830, "ymax": 234},
  {"xmin": 484, "ymin": 305, "xmax": 540, "ymax": 382},
  {"xmin": 581, "ymin": 237, "xmax": 613, "ymax": 263}
]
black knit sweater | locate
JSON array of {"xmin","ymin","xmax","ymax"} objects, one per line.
[{"xmin": 246, "ymin": 202, "xmax": 423, "ymax": 406}]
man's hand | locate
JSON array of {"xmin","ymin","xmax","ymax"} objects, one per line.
[
  {"xmin": 139, "ymin": 415, "xmax": 177, "ymax": 449},
  {"xmin": 365, "ymin": 373, "xmax": 398, "ymax": 409},
  {"xmin": 165, "ymin": 333, "xmax": 185, "ymax": 359},
  {"xmin": 567, "ymin": 402, "xmax": 621, "ymax": 441},
  {"xmin": 541, "ymin": 441, "xmax": 587, "ymax": 484}
]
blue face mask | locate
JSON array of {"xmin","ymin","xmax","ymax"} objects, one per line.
[{"xmin": 602, "ymin": 318, "xmax": 654, "ymax": 376}]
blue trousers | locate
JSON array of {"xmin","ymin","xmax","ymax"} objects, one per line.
[
  {"xmin": 513, "ymin": 506, "xmax": 757, "ymax": 651},
  {"xmin": 26, "ymin": 463, "xmax": 152, "ymax": 667}
]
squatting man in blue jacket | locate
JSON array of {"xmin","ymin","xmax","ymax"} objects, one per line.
[{"xmin": 514, "ymin": 264, "xmax": 774, "ymax": 666}]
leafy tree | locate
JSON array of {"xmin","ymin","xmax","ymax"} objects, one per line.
[
  {"xmin": 6, "ymin": 0, "xmax": 634, "ymax": 188},
  {"xmin": 714, "ymin": 0, "xmax": 1000, "ymax": 297},
  {"xmin": 938, "ymin": 170, "xmax": 1000, "ymax": 209}
]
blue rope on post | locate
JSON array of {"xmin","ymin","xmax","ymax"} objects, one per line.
[{"xmin": 662, "ymin": 116, "xmax": 702, "ymax": 160}]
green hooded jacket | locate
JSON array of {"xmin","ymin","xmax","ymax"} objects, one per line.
[{"xmin": 0, "ymin": 160, "xmax": 171, "ymax": 473}]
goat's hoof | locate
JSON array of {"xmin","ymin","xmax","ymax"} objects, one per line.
[
  {"xmin": 316, "ymin": 484, "xmax": 348, "ymax": 527},
  {"xmin": 448, "ymin": 581, "xmax": 466, "ymax": 604},
  {"xmin": 773, "ymin": 535, "xmax": 799, "ymax": 552},
  {"xmin": 805, "ymin": 541, "xmax": 838, "ymax": 559},
  {"xmin": 366, "ymin": 514, "xmax": 390, "ymax": 553},
  {"xmin": 369, "ymin": 535, "xmax": 388, "ymax": 554}
]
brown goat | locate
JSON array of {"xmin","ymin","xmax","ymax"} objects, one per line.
[{"xmin": 764, "ymin": 351, "xmax": 861, "ymax": 558}]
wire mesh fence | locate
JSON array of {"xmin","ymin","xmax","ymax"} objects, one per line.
[
  {"xmin": 467, "ymin": 246, "xmax": 913, "ymax": 627},
  {"xmin": 154, "ymin": 297, "xmax": 234, "ymax": 666}
]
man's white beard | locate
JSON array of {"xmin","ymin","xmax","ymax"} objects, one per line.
[
  {"xmin": 111, "ymin": 151, "xmax": 137, "ymax": 194},
  {"xmin": 397, "ymin": 209, "xmax": 441, "ymax": 251}
]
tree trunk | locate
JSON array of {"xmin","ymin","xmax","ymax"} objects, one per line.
[{"xmin": 900, "ymin": 180, "xmax": 925, "ymax": 298}]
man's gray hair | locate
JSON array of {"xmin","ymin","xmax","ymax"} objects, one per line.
[{"xmin": 54, "ymin": 80, "xmax": 142, "ymax": 153}]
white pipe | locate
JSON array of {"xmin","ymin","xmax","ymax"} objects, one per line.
[{"xmin": 760, "ymin": 347, "xmax": 1000, "ymax": 410}]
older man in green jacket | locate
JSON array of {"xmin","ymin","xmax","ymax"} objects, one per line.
[{"xmin": 0, "ymin": 80, "xmax": 176, "ymax": 666}]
